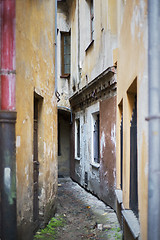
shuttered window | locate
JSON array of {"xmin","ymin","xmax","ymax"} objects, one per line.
[
  {"xmin": 75, "ymin": 119, "xmax": 80, "ymax": 158},
  {"xmin": 93, "ymin": 113, "xmax": 100, "ymax": 163}
]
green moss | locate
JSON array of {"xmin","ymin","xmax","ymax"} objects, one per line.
[
  {"xmin": 34, "ymin": 216, "xmax": 65, "ymax": 240},
  {"xmin": 114, "ymin": 232, "xmax": 122, "ymax": 240}
]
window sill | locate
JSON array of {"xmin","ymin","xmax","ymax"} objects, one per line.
[
  {"xmin": 122, "ymin": 210, "xmax": 140, "ymax": 239},
  {"xmin": 90, "ymin": 162, "xmax": 100, "ymax": 169},
  {"xmin": 75, "ymin": 157, "xmax": 80, "ymax": 161},
  {"xmin": 60, "ymin": 74, "xmax": 70, "ymax": 79},
  {"xmin": 85, "ymin": 40, "xmax": 94, "ymax": 52}
]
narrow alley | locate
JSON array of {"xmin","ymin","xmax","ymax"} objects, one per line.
[
  {"xmin": 1, "ymin": 1, "xmax": 160, "ymax": 240},
  {"xmin": 52, "ymin": 178, "xmax": 121, "ymax": 240}
]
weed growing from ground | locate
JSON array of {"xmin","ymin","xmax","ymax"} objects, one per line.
[
  {"xmin": 34, "ymin": 216, "xmax": 65, "ymax": 240},
  {"xmin": 105, "ymin": 226, "xmax": 122, "ymax": 240}
]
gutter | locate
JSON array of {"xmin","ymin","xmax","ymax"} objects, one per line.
[
  {"xmin": 147, "ymin": 0, "xmax": 160, "ymax": 239},
  {"xmin": 55, "ymin": 0, "xmax": 58, "ymax": 94}
]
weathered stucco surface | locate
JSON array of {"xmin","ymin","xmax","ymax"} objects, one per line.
[
  {"xmin": 71, "ymin": 0, "xmax": 118, "ymax": 91},
  {"xmin": 100, "ymin": 97, "xmax": 117, "ymax": 210},
  {"xmin": 57, "ymin": 0, "xmax": 118, "ymax": 210},
  {"xmin": 16, "ymin": 0, "xmax": 57, "ymax": 239},
  {"xmin": 57, "ymin": 0, "xmax": 118, "ymax": 103},
  {"xmin": 116, "ymin": 0, "xmax": 148, "ymax": 239}
]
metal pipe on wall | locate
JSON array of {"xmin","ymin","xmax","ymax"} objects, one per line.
[
  {"xmin": 148, "ymin": 0, "xmax": 160, "ymax": 239},
  {"xmin": 0, "ymin": 0, "xmax": 17, "ymax": 239},
  {"xmin": 1, "ymin": 0, "xmax": 16, "ymax": 110},
  {"xmin": 55, "ymin": 0, "xmax": 58, "ymax": 94}
]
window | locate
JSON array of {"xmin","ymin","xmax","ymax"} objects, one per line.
[
  {"xmin": 75, "ymin": 119, "xmax": 80, "ymax": 158},
  {"xmin": 118, "ymin": 100, "xmax": 123, "ymax": 190},
  {"xmin": 120, "ymin": 113, "xmax": 123, "ymax": 189},
  {"xmin": 92, "ymin": 113, "xmax": 100, "ymax": 164},
  {"xmin": 61, "ymin": 32, "xmax": 71, "ymax": 77},
  {"xmin": 85, "ymin": 0, "xmax": 94, "ymax": 51},
  {"xmin": 90, "ymin": 0, "xmax": 94, "ymax": 41},
  {"xmin": 130, "ymin": 96, "xmax": 138, "ymax": 217}
]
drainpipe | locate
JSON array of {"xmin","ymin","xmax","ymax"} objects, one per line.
[
  {"xmin": 78, "ymin": 0, "xmax": 81, "ymax": 87},
  {"xmin": 148, "ymin": 0, "xmax": 160, "ymax": 239},
  {"xmin": 55, "ymin": 0, "xmax": 58, "ymax": 94},
  {"xmin": 0, "ymin": 0, "xmax": 17, "ymax": 239}
]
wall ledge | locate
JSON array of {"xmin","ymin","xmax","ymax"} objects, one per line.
[
  {"xmin": 115, "ymin": 189, "xmax": 123, "ymax": 204},
  {"xmin": 122, "ymin": 209, "xmax": 140, "ymax": 239},
  {"xmin": 90, "ymin": 162, "xmax": 100, "ymax": 169}
]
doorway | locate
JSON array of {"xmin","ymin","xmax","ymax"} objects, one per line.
[
  {"xmin": 33, "ymin": 97, "xmax": 40, "ymax": 231},
  {"xmin": 58, "ymin": 108, "xmax": 71, "ymax": 177}
]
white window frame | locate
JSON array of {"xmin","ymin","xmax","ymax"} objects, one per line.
[{"xmin": 91, "ymin": 111, "xmax": 100, "ymax": 167}]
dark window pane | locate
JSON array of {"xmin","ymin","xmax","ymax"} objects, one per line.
[
  {"xmin": 77, "ymin": 119, "xmax": 80, "ymax": 158},
  {"xmin": 130, "ymin": 96, "xmax": 138, "ymax": 217},
  {"xmin": 93, "ymin": 114, "xmax": 100, "ymax": 163}
]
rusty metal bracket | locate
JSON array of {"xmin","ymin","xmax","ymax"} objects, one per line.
[
  {"xmin": 55, "ymin": 91, "xmax": 61, "ymax": 102},
  {"xmin": 0, "ymin": 70, "xmax": 16, "ymax": 75},
  {"xmin": 145, "ymin": 115, "xmax": 160, "ymax": 121}
]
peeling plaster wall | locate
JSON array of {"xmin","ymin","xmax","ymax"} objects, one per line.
[
  {"xmin": 73, "ymin": 95, "xmax": 117, "ymax": 210},
  {"xmin": 116, "ymin": 0, "xmax": 148, "ymax": 239},
  {"xmin": 57, "ymin": 0, "xmax": 118, "ymax": 209},
  {"xmin": 69, "ymin": 0, "xmax": 118, "ymax": 93},
  {"xmin": 74, "ymin": 103, "xmax": 100, "ymax": 191},
  {"xmin": 57, "ymin": 0, "xmax": 118, "ymax": 102},
  {"xmin": 79, "ymin": 0, "xmax": 117, "ymax": 86},
  {"xmin": 57, "ymin": 1, "xmax": 71, "ymax": 108},
  {"xmin": 16, "ymin": 0, "xmax": 57, "ymax": 239},
  {"xmin": 100, "ymin": 96, "xmax": 117, "ymax": 210}
]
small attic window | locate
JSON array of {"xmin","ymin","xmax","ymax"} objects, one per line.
[{"xmin": 61, "ymin": 32, "xmax": 71, "ymax": 77}]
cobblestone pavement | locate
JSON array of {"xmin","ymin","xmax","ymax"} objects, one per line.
[{"xmin": 55, "ymin": 178, "xmax": 122, "ymax": 240}]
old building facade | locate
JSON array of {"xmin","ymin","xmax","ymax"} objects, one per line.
[
  {"xmin": 0, "ymin": 1, "xmax": 57, "ymax": 239},
  {"xmin": 57, "ymin": 0, "xmax": 118, "ymax": 209},
  {"xmin": 1, "ymin": 0, "xmax": 159, "ymax": 239},
  {"xmin": 116, "ymin": 0, "xmax": 148, "ymax": 239},
  {"xmin": 57, "ymin": 1, "xmax": 157, "ymax": 239}
]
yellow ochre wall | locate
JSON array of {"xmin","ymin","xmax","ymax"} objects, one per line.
[
  {"xmin": 16, "ymin": 0, "xmax": 57, "ymax": 239},
  {"xmin": 116, "ymin": 0, "xmax": 148, "ymax": 239}
]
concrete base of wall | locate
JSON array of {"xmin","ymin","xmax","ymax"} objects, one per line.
[
  {"xmin": 17, "ymin": 199, "xmax": 57, "ymax": 240},
  {"xmin": 115, "ymin": 190, "xmax": 140, "ymax": 240},
  {"xmin": 44, "ymin": 198, "xmax": 57, "ymax": 226},
  {"xmin": 17, "ymin": 220, "xmax": 33, "ymax": 240}
]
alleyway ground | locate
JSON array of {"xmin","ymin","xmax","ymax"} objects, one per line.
[{"xmin": 54, "ymin": 178, "xmax": 122, "ymax": 240}]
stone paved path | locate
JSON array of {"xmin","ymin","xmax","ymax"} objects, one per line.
[{"xmin": 55, "ymin": 178, "xmax": 122, "ymax": 240}]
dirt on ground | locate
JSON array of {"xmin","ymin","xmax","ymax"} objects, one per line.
[{"xmin": 54, "ymin": 178, "xmax": 122, "ymax": 240}]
